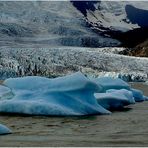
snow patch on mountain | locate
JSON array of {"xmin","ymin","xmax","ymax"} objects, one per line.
[{"xmin": 86, "ymin": 1, "xmax": 148, "ymax": 32}]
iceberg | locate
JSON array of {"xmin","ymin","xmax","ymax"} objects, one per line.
[
  {"xmin": 92, "ymin": 77, "xmax": 146, "ymax": 103},
  {"xmin": 0, "ymin": 72, "xmax": 147, "ymax": 116},
  {"xmin": 92, "ymin": 77, "xmax": 130, "ymax": 92},
  {"xmin": 0, "ymin": 72, "xmax": 110, "ymax": 116},
  {"xmin": 0, "ymin": 85, "xmax": 14, "ymax": 100},
  {"xmin": 0, "ymin": 124, "xmax": 11, "ymax": 135},
  {"xmin": 131, "ymin": 88, "xmax": 145, "ymax": 102},
  {"xmin": 95, "ymin": 89, "xmax": 135, "ymax": 110},
  {"xmin": 143, "ymin": 96, "xmax": 148, "ymax": 101}
]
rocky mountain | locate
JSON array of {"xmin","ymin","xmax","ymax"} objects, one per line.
[
  {"xmin": 120, "ymin": 39, "xmax": 148, "ymax": 57},
  {"xmin": 0, "ymin": 1, "xmax": 120, "ymax": 48},
  {"xmin": 72, "ymin": 1, "xmax": 148, "ymax": 47},
  {"xmin": 78, "ymin": 1, "xmax": 148, "ymax": 32},
  {"xmin": 0, "ymin": 1, "xmax": 148, "ymax": 48}
]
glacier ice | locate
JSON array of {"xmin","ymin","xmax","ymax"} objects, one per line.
[
  {"xmin": 0, "ymin": 85, "xmax": 14, "ymax": 100},
  {"xmin": 0, "ymin": 124, "xmax": 11, "ymax": 135},
  {"xmin": 143, "ymin": 96, "xmax": 148, "ymax": 101},
  {"xmin": 92, "ymin": 77, "xmax": 130, "ymax": 92},
  {"xmin": 0, "ymin": 72, "xmax": 147, "ymax": 116},
  {"xmin": 131, "ymin": 88, "xmax": 145, "ymax": 102},
  {"xmin": 0, "ymin": 72, "xmax": 110, "ymax": 116},
  {"xmin": 95, "ymin": 89, "xmax": 135, "ymax": 110},
  {"xmin": 92, "ymin": 77, "xmax": 146, "ymax": 103}
]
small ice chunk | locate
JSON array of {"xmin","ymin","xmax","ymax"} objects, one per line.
[
  {"xmin": 0, "ymin": 124, "xmax": 11, "ymax": 135},
  {"xmin": 143, "ymin": 96, "xmax": 148, "ymax": 101},
  {"xmin": 131, "ymin": 88, "xmax": 145, "ymax": 102}
]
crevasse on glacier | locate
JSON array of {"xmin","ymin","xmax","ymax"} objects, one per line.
[{"xmin": 0, "ymin": 72, "xmax": 147, "ymax": 135}]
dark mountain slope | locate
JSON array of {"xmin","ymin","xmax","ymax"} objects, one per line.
[{"xmin": 121, "ymin": 39, "xmax": 148, "ymax": 57}]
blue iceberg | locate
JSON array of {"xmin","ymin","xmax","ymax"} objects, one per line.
[
  {"xmin": 143, "ymin": 96, "xmax": 148, "ymax": 101},
  {"xmin": 0, "ymin": 72, "xmax": 110, "ymax": 116},
  {"xmin": 0, "ymin": 124, "xmax": 11, "ymax": 135},
  {"xmin": 95, "ymin": 89, "xmax": 135, "ymax": 110},
  {"xmin": 92, "ymin": 77, "xmax": 130, "ymax": 92},
  {"xmin": 0, "ymin": 72, "xmax": 147, "ymax": 116},
  {"xmin": 0, "ymin": 85, "xmax": 14, "ymax": 100},
  {"xmin": 93, "ymin": 77, "xmax": 146, "ymax": 103},
  {"xmin": 131, "ymin": 88, "xmax": 145, "ymax": 102}
]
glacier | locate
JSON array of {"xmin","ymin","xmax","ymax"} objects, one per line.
[
  {"xmin": 0, "ymin": 72, "xmax": 147, "ymax": 116},
  {"xmin": 0, "ymin": 47, "xmax": 148, "ymax": 81},
  {"xmin": 0, "ymin": 124, "xmax": 11, "ymax": 135},
  {"xmin": 0, "ymin": 1, "xmax": 120, "ymax": 48}
]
